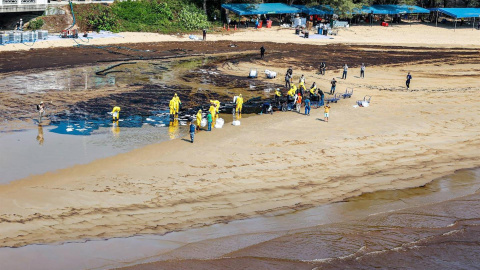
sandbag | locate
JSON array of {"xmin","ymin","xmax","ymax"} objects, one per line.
[
  {"xmin": 201, "ymin": 118, "xmax": 207, "ymax": 127},
  {"xmin": 232, "ymin": 120, "xmax": 241, "ymax": 126}
]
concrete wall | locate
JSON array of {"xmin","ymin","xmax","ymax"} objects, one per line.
[{"xmin": 0, "ymin": 0, "xmax": 48, "ymax": 13}]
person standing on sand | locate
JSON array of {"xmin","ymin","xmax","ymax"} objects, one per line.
[
  {"xmin": 173, "ymin": 93, "xmax": 181, "ymax": 114},
  {"xmin": 235, "ymin": 94, "xmax": 244, "ymax": 114},
  {"xmin": 319, "ymin": 62, "xmax": 326, "ymax": 75},
  {"xmin": 342, "ymin": 64, "xmax": 348, "ymax": 79},
  {"xmin": 406, "ymin": 72, "xmax": 412, "ymax": 89},
  {"xmin": 275, "ymin": 88, "xmax": 282, "ymax": 108},
  {"xmin": 318, "ymin": 88, "xmax": 325, "ymax": 107},
  {"xmin": 196, "ymin": 109, "xmax": 202, "ymax": 131},
  {"xmin": 360, "ymin": 63, "xmax": 365, "ymax": 78},
  {"xmin": 202, "ymin": 29, "xmax": 206, "ymax": 41},
  {"xmin": 189, "ymin": 120, "xmax": 196, "ymax": 143},
  {"xmin": 304, "ymin": 97, "xmax": 311, "ymax": 115},
  {"xmin": 330, "ymin": 78, "xmax": 337, "ymax": 94},
  {"xmin": 207, "ymin": 111, "xmax": 213, "ymax": 131},
  {"xmin": 260, "ymin": 46, "xmax": 265, "ymax": 59},
  {"xmin": 37, "ymin": 101, "xmax": 46, "ymax": 122},
  {"xmin": 324, "ymin": 105, "xmax": 330, "ymax": 122},
  {"xmin": 285, "ymin": 71, "xmax": 292, "ymax": 89},
  {"xmin": 296, "ymin": 93, "xmax": 302, "ymax": 113}
]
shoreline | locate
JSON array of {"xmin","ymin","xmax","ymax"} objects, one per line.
[{"xmin": 1, "ymin": 167, "xmax": 479, "ymax": 270}]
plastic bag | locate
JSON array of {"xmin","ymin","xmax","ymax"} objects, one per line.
[
  {"xmin": 201, "ymin": 118, "xmax": 207, "ymax": 127},
  {"xmin": 215, "ymin": 118, "xmax": 224, "ymax": 128}
]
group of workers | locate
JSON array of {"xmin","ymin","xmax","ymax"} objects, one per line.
[
  {"xmin": 283, "ymin": 71, "xmax": 325, "ymax": 113},
  {"xmin": 189, "ymin": 96, "xmax": 242, "ymax": 143}
]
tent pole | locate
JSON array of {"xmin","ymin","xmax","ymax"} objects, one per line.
[
  {"xmin": 473, "ymin": 17, "xmax": 475, "ymax": 31},
  {"xmin": 454, "ymin": 19, "xmax": 456, "ymax": 32},
  {"xmin": 436, "ymin": 10, "xmax": 438, "ymax": 27}
]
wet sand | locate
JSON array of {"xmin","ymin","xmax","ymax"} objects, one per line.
[
  {"xmin": 122, "ymin": 170, "xmax": 480, "ymax": 270},
  {"xmin": 1, "ymin": 168, "xmax": 479, "ymax": 270}
]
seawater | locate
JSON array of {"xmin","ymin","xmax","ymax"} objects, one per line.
[
  {"xmin": 0, "ymin": 168, "xmax": 478, "ymax": 270},
  {"xmin": 0, "ymin": 114, "xmax": 187, "ymax": 184}
]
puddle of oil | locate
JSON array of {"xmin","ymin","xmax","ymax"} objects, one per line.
[{"xmin": 0, "ymin": 168, "xmax": 478, "ymax": 270}]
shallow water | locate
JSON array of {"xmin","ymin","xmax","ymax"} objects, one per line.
[
  {"xmin": 0, "ymin": 168, "xmax": 478, "ymax": 270},
  {"xmin": 0, "ymin": 112, "xmax": 246, "ymax": 184},
  {"xmin": 0, "ymin": 116, "xmax": 187, "ymax": 184}
]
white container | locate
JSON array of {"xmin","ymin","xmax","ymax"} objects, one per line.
[{"xmin": 214, "ymin": 118, "xmax": 224, "ymax": 128}]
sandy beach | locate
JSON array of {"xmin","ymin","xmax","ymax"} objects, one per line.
[
  {"xmin": 1, "ymin": 23, "xmax": 480, "ymax": 53},
  {"xmin": 0, "ymin": 23, "xmax": 480, "ymax": 268}
]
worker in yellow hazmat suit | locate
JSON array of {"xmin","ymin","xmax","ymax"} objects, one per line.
[
  {"xmin": 235, "ymin": 94, "xmax": 243, "ymax": 114},
  {"xmin": 111, "ymin": 106, "xmax": 121, "ymax": 121},
  {"xmin": 173, "ymin": 93, "xmax": 181, "ymax": 114},
  {"xmin": 169, "ymin": 98, "xmax": 175, "ymax": 117},
  {"xmin": 210, "ymin": 100, "xmax": 220, "ymax": 115},
  {"xmin": 289, "ymin": 84, "xmax": 297, "ymax": 95},
  {"xmin": 209, "ymin": 104, "xmax": 216, "ymax": 119},
  {"xmin": 287, "ymin": 86, "xmax": 295, "ymax": 97},
  {"xmin": 196, "ymin": 109, "xmax": 202, "ymax": 131},
  {"xmin": 309, "ymin": 82, "xmax": 317, "ymax": 96},
  {"xmin": 274, "ymin": 88, "xmax": 282, "ymax": 106}
]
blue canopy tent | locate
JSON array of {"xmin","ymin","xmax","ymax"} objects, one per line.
[
  {"xmin": 368, "ymin": 5, "xmax": 430, "ymax": 15},
  {"xmin": 428, "ymin": 8, "xmax": 480, "ymax": 30},
  {"xmin": 221, "ymin": 3, "xmax": 300, "ymax": 16},
  {"xmin": 291, "ymin": 5, "xmax": 327, "ymax": 16},
  {"xmin": 429, "ymin": 7, "xmax": 480, "ymax": 18}
]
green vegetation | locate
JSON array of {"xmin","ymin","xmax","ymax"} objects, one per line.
[
  {"xmin": 74, "ymin": 0, "xmax": 210, "ymax": 33},
  {"xmin": 28, "ymin": 18, "xmax": 44, "ymax": 30},
  {"xmin": 72, "ymin": 0, "xmax": 474, "ymax": 33}
]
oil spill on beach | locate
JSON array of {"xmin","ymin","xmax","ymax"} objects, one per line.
[
  {"xmin": 1, "ymin": 168, "xmax": 479, "ymax": 270},
  {"xmin": 0, "ymin": 55, "xmax": 265, "ymax": 183}
]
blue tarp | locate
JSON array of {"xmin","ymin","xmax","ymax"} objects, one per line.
[
  {"xmin": 429, "ymin": 8, "xmax": 480, "ymax": 18},
  {"xmin": 221, "ymin": 3, "xmax": 300, "ymax": 15}
]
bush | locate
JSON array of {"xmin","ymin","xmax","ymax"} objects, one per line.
[
  {"xmin": 178, "ymin": 4, "xmax": 210, "ymax": 31},
  {"xmin": 28, "ymin": 18, "xmax": 44, "ymax": 30},
  {"xmin": 112, "ymin": 0, "xmax": 175, "ymax": 32},
  {"xmin": 85, "ymin": 4, "xmax": 118, "ymax": 32},
  {"xmin": 73, "ymin": 0, "xmax": 211, "ymax": 33}
]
